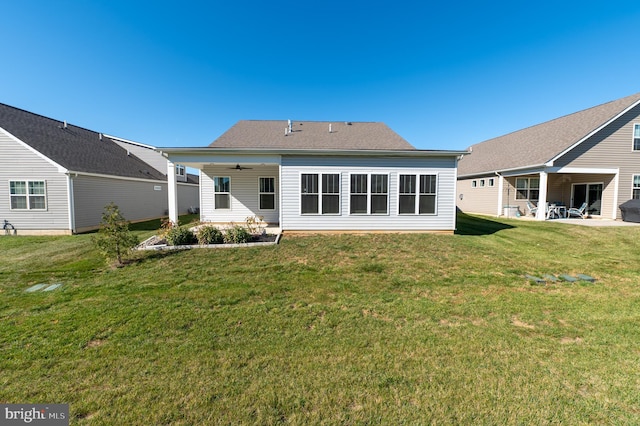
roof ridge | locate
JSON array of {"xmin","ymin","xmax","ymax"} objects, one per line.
[
  {"xmin": 474, "ymin": 92, "xmax": 640, "ymax": 146},
  {"xmin": 0, "ymin": 102, "xmax": 103, "ymax": 136}
]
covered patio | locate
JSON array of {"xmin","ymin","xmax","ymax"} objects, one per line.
[{"xmin": 498, "ymin": 167, "xmax": 618, "ymax": 221}]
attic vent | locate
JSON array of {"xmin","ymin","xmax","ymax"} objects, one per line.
[{"xmin": 345, "ymin": 122, "xmax": 352, "ymax": 125}]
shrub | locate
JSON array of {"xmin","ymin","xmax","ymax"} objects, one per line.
[
  {"xmin": 223, "ymin": 225, "xmax": 252, "ymax": 244},
  {"xmin": 165, "ymin": 227, "xmax": 196, "ymax": 246},
  {"xmin": 92, "ymin": 203, "xmax": 139, "ymax": 266},
  {"xmin": 197, "ymin": 226, "xmax": 223, "ymax": 245}
]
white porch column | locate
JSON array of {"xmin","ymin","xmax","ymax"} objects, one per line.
[
  {"xmin": 536, "ymin": 171, "xmax": 548, "ymax": 220},
  {"xmin": 497, "ymin": 174, "xmax": 504, "ymax": 217},
  {"xmin": 612, "ymin": 171, "xmax": 620, "ymax": 219},
  {"xmin": 167, "ymin": 160, "xmax": 178, "ymax": 224}
]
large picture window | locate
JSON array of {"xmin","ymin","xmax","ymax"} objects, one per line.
[
  {"xmin": 350, "ymin": 174, "xmax": 388, "ymax": 214},
  {"xmin": 515, "ymin": 177, "xmax": 539, "ymax": 200},
  {"xmin": 399, "ymin": 174, "xmax": 437, "ymax": 214},
  {"xmin": 10, "ymin": 180, "xmax": 46, "ymax": 210},
  {"xmin": 301, "ymin": 173, "xmax": 340, "ymax": 214},
  {"xmin": 259, "ymin": 177, "xmax": 276, "ymax": 210},
  {"xmin": 213, "ymin": 177, "xmax": 230, "ymax": 209}
]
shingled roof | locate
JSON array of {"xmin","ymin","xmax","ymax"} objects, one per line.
[
  {"xmin": 458, "ymin": 92, "xmax": 640, "ymax": 177},
  {"xmin": 0, "ymin": 103, "xmax": 166, "ymax": 181},
  {"xmin": 209, "ymin": 120, "xmax": 416, "ymax": 150}
]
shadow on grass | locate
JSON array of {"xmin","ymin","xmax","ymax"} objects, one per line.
[{"xmin": 455, "ymin": 212, "xmax": 515, "ymax": 236}]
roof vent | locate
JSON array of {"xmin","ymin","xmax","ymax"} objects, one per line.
[
  {"xmin": 99, "ymin": 133, "xmax": 103, "ymax": 140},
  {"xmin": 63, "ymin": 120, "xmax": 67, "ymax": 129},
  {"xmin": 284, "ymin": 127, "xmax": 288, "ymax": 136},
  {"xmin": 329, "ymin": 123, "xmax": 332, "ymax": 133}
]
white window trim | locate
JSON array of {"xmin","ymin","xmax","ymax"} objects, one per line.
[
  {"xmin": 176, "ymin": 164, "xmax": 186, "ymax": 177},
  {"xmin": 488, "ymin": 178, "xmax": 495, "ymax": 187},
  {"xmin": 472, "ymin": 180, "xmax": 477, "ymax": 188},
  {"xmin": 633, "ymin": 123, "xmax": 640, "ymax": 151},
  {"xmin": 258, "ymin": 176, "xmax": 276, "ymax": 211},
  {"xmin": 299, "ymin": 172, "xmax": 341, "ymax": 215},
  {"xmin": 213, "ymin": 176, "xmax": 231, "ymax": 210},
  {"xmin": 515, "ymin": 177, "xmax": 540, "ymax": 201},
  {"xmin": 348, "ymin": 172, "xmax": 390, "ymax": 215},
  {"xmin": 397, "ymin": 172, "xmax": 439, "ymax": 216},
  {"xmin": 9, "ymin": 180, "xmax": 47, "ymax": 211},
  {"xmin": 632, "ymin": 174, "xmax": 640, "ymax": 199}
]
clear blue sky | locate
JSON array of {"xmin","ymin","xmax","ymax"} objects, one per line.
[{"xmin": 2, "ymin": 1, "xmax": 640, "ymax": 150}]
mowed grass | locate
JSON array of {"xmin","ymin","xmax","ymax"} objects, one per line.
[{"xmin": 1, "ymin": 214, "xmax": 640, "ymax": 424}]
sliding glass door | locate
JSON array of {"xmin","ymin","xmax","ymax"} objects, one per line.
[{"xmin": 572, "ymin": 183, "xmax": 603, "ymax": 216}]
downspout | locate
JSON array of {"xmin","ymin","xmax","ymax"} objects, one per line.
[
  {"xmin": 278, "ymin": 158, "xmax": 283, "ymax": 231},
  {"xmin": 496, "ymin": 172, "xmax": 504, "ymax": 217},
  {"xmin": 66, "ymin": 173, "xmax": 76, "ymax": 234}
]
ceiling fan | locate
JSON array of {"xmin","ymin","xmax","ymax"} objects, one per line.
[{"xmin": 228, "ymin": 164, "xmax": 253, "ymax": 170}]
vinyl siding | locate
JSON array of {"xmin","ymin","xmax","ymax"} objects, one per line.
[
  {"xmin": 0, "ymin": 128, "xmax": 70, "ymax": 232},
  {"xmin": 177, "ymin": 182, "xmax": 199, "ymax": 213},
  {"xmin": 280, "ymin": 156, "xmax": 458, "ymax": 231},
  {"xmin": 200, "ymin": 165, "xmax": 280, "ymax": 224},
  {"xmin": 555, "ymin": 104, "xmax": 640, "ymax": 218},
  {"xmin": 457, "ymin": 176, "xmax": 500, "ymax": 216},
  {"xmin": 72, "ymin": 175, "xmax": 169, "ymax": 232}
]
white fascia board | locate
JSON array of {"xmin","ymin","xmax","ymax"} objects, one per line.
[
  {"xmin": 104, "ymin": 134, "xmax": 156, "ymax": 150},
  {"xmin": 66, "ymin": 170, "xmax": 165, "ymax": 184},
  {"xmin": 157, "ymin": 147, "xmax": 470, "ymax": 158},
  {"xmin": 549, "ymin": 99, "xmax": 640, "ymax": 164},
  {"xmin": 0, "ymin": 126, "xmax": 68, "ymax": 173},
  {"xmin": 549, "ymin": 166, "xmax": 619, "ymax": 174}
]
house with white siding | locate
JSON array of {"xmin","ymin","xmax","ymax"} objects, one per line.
[
  {"xmin": 159, "ymin": 120, "xmax": 468, "ymax": 233},
  {"xmin": 457, "ymin": 92, "xmax": 640, "ymax": 221},
  {"xmin": 0, "ymin": 103, "xmax": 199, "ymax": 235}
]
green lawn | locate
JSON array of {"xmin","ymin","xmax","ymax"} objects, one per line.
[{"xmin": 1, "ymin": 214, "xmax": 640, "ymax": 424}]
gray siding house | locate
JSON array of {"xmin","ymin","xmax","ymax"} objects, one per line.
[
  {"xmin": 457, "ymin": 92, "xmax": 640, "ymax": 220},
  {"xmin": 160, "ymin": 120, "xmax": 467, "ymax": 233},
  {"xmin": 0, "ymin": 103, "xmax": 199, "ymax": 235}
]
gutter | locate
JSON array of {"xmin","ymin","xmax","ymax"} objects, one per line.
[{"xmin": 157, "ymin": 147, "xmax": 470, "ymax": 158}]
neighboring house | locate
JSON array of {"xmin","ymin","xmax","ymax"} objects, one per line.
[
  {"xmin": 457, "ymin": 92, "xmax": 640, "ymax": 220},
  {"xmin": 159, "ymin": 120, "xmax": 468, "ymax": 233},
  {"xmin": 0, "ymin": 103, "xmax": 199, "ymax": 235}
]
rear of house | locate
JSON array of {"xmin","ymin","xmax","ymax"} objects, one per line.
[
  {"xmin": 0, "ymin": 103, "xmax": 199, "ymax": 234},
  {"xmin": 162, "ymin": 120, "xmax": 467, "ymax": 233},
  {"xmin": 457, "ymin": 93, "xmax": 640, "ymax": 221}
]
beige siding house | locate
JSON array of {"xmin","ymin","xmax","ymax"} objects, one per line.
[
  {"xmin": 457, "ymin": 92, "xmax": 640, "ymax": 221},
  {"xmin": 0, "ymin": 103, "xmax": 199, "ymax": 234},
  {"xmin": 160, "ymin": 120, "xmax": 468, "ymax": 233}
]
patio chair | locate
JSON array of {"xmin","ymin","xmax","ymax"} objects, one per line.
[
  {"xmin": 526, "ymin": 201, "xmax": 538, "ymax": 216},
  {"xmin": 567, "ymin": 202, "xmax": 588, "ymax": 219}
]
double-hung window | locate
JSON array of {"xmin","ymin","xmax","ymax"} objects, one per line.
[
  {"xmin": 176, "ymin": 164, "xmax": 186, "ymax": 177},
  {"xmin": 259, "ymin": 177, "xmax": 276, "ymax": 210},
  {"xmin": 213, "ymin": 177, "xmax": 231, "ymax": 209},
  {"xmin": 398, "ymin": 174, "xmax": 437, "ymax": 214},
  {"xmin": 10, "ymin": 180, "xmax": 46, "ymax": 210},
  {"xmin": 301, "ymin": 173, "xmax": 340, "ymax": 214},
  {"xmin": 350, "ymin": 174, "xmax": 388, "ymax": 214},
  {"xmin": 634, "ymin": 124, "xmax": 640, "ymax": 151},
  {"xmin": 633, "ymin": 175, "xmax": 640, "ymax": 199},
  {"xmin": 515, "ymin": 177, "xmax": 539, "ymax": 200}
]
